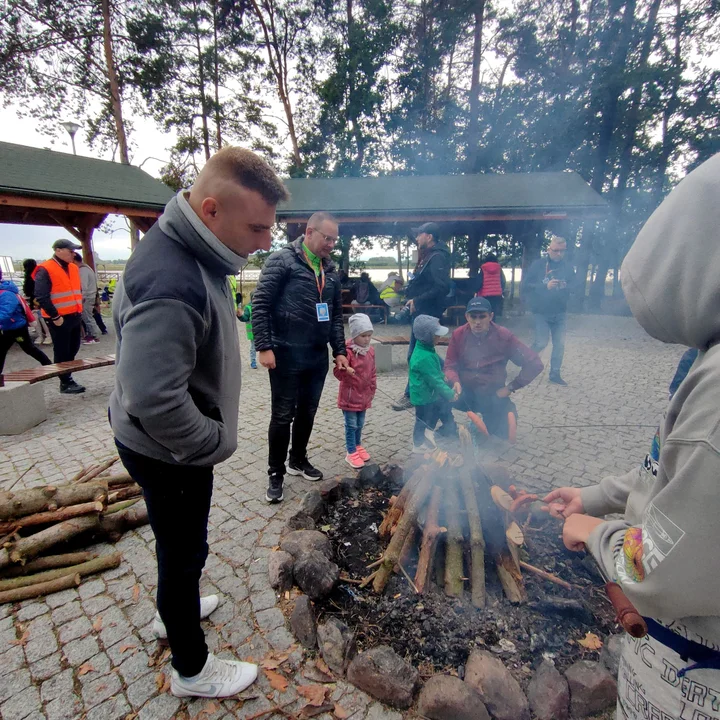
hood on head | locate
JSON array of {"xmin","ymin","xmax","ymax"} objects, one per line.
[
  {"xmin": 0, "ymin": 280, "xmax": 19, "ymax": 294},
  {"xmin": 621, "ymin": 153, "xmax": 720, "ymax": 349}
]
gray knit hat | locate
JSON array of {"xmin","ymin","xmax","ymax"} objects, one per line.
[
  {"xmin": 348, "ymin": 313, "xmax": 373, "ymax": 338},
  {"xmin": 413, "ymin": 314, "xmax": 449, "ymax": 345}
]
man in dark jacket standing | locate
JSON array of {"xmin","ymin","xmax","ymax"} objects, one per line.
[
  {"xmin": 522, "ymin": 236, "xmax": 575, "ymax": 386},
  {"xmin": 392, "ymin": 222, "xmax": 451, "ymax": 411},
  {"xmin": 110, "ymin": 147, "xmax": 289, "ymax": 698},
  {"xmin": 253, "ymin": 212, "xmax": 348, "ymax": 503}
]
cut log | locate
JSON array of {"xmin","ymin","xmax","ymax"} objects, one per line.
[
  {"xmin": 495, "ymin": 552, "xmax": 527, "ymax": 604},
  {"xmin": 5, "ymin": 515, "xmax": 100, "ymax": 568},
  {"xmin": 0, "ymin": 501, "xmax": 104, "ymax": 535},
  {"xmin": 96, "ymin": 500, "xmax": 149, "ymax": 541},
  {"xmin": 378, "ymin": 466, "xmax": 428, "ymax": 538},
  {"xmin": 0, "ymin": 573, "xmax": 81, "ymax": 604},
  {"xmin": 373, "ymin": 470, "xmax": 435, "ymax": 592},
  {"xmin": 107, "ymin": 484, "xmax": 142, "ymax": 504},
  {"xmin": 75, "ymin": 457, "xmax": 118, "ymax": 483},
  {"xmin": 105, "ymin": 474, "xmax": 135, "ymax": 487},
  {"xmin": 0, "ymin": 552, "xmax": 99, "ymax": 578},
  {"xmin": 0, "ymin": 553, "xmax": 121, "ymax": 592},
  {"xmin": 460, "ymin": 470, "xmax": 486, "ymax": 608},
  {"xmin": 399, "ymin": 525, "xmax": 418, "ymax": 569},
  {"xmin": 0, "ymin": 481, "xmax": 108, "ymax": 521},
  {"xmin": 444, "ymin": 479, "xmax": 465, "ymax": 598},
  {"xmin": 415, "ymin": 486, "xmax": 444, "ymax": 593}
]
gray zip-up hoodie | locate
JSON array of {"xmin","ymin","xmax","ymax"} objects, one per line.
[
  {"xmin": 581, "ymin": 153, "xmax": 720, "ymax": 651},
  {"xmin": 109, "ymin": 191, "xmax": 245, "ymax": 467}
]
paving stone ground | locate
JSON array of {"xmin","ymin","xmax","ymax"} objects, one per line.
[{"xmin": 0, "ymin": 312, "xmax": 683, "ymax": 719}]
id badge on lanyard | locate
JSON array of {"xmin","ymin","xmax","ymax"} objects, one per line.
[{"xmin": 304, "ymin": 252, "xmax": 330, "ymax": 322}]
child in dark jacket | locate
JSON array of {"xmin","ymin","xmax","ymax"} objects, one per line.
[{"xmin": 334, "ymin": 313, "xmax": 377, "ymax": 469}]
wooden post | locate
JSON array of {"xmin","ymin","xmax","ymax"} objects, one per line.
[{"xmin": 80, "ymin": 228, "xmax": 95, "ymax": 271}]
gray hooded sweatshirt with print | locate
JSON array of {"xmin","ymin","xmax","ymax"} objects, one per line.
[
  {"xmin": 109, "ymin": 191, "xmax": 245, "ymax": 467},
  {"xmin": 581, "ymin": 153, "xmax": 720, "ymax": 651}
]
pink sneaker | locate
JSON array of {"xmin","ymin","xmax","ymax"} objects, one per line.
[
  {"xmin": 356, "ymin": 446, "xmax": 371, "ymax": 462},
  {"xmin": 345, "ymin": 451, "xmax": 365, "ymax": 469}
]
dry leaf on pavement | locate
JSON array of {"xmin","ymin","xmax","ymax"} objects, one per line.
[
  {"xmin": 264, "ymin": 669, "xmax": 289, "ymax": 692},
  {"xmin": 334, "ymin": 704, "xmax": 351, "ymax": 719},
  {"xmin": 297, "ymin": 684, "xmax": 327, "ymax": 706},
  {"xmin": 78, "ymin": 662, "xmax": 94, "ymax": 677},
  {"xmin": 578, "ymin": 632, "xmax": 603, "ymax": 651},
  {"xmin": 92, "ymin": 617, "xmax": 103, "ymax": 632}
]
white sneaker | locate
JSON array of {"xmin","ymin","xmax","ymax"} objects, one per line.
[
  {"xmin": 171, "ymin": 652, "xmax": 258, "ymax": 697},
  {"xmin": 42, "ymin": 338, "xmax": 52, "ymax": 345},
  {"xmin": 412, "ymin": 443, "xmax": 434, "ymax": 455},
  {"xmin": 424, "ymin": 429, "xmax": 437, "ymax": 447},
  {"xmin": 153, "ymin": 594, "xmax": 219, "ymax": 640}
]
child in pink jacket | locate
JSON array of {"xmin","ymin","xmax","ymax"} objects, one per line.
[{"xmin": 334, "ymin": 313, "xmax": 377, "ymax": 468}]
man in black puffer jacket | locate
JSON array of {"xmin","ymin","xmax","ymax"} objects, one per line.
[
  {"xmin": 392, "ymin": 222, "xmax": 451, "ymax": 411},
  {"xmin": 253, "ymin": 212, "xmax": 348, "ymax": 503}
]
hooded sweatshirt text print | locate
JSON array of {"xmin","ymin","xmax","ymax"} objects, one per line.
[{"xmin": 581, "ymin": 153, "xmax": 720, "ymax": 652}]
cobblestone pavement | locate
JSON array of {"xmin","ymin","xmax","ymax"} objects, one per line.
[{"xmin": 0, "ymin": 313, "xmax": 685, "ymax": 719}]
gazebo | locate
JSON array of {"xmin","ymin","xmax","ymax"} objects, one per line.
[
  {"xmin": 0, "ymin": 141, "xmax": 175, "ymax": 270},
  {"xmin": 277, "ymin": 171, "xmax": 606, "ymax": 271}
]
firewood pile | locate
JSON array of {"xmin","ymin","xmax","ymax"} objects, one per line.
[
  {"xmin": 0, "ymin": 457, "xmax": 148, "ymax": 604},
  {"xmin": 365, "ymin": 427, "xmax": 568, "ymax": 608}
]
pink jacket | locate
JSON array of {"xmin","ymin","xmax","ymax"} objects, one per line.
[{"xmin": 334, "ymin": 343, "xmax": 377, "ymax": 411}]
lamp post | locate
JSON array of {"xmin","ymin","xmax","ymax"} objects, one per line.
[{"xmin": 61, "ymin": 121, "xmax": 81, "ymax": 155}]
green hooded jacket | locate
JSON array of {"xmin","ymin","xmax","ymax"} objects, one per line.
[{"xmin": 408, "ymin": 340, "xmax": 454, "ymax": 406}]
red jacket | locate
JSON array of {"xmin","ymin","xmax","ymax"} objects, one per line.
[
  {"xmin": 444, "ymin": 323, "xmax": 543, "ymax": 393},
  {"xmin": 479, "ymin": 261, "xmax": 504, "ymax": 297},
  {"xmin": 334, "ymin": 343, "xmax": 377, "ymax": 411}
]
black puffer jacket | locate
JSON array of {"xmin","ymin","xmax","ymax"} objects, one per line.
[
  {"xmin": 253, "ymin": 238, "xmax": 346, "ymax": 360},
  {"xmin": 405, "ymin": 241, "xmax": 451, "ymax": 318}
]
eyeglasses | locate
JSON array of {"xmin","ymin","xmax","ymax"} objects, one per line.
[{"xmin": 311, "ymin": 227, "xmax": 338, "ymax": 243}]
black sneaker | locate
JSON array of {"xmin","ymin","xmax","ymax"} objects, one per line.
[
  {"xmin": 287, "ymin": 459, "xmax": 323, "ymax": 481},
  {"xmin": 60, "ymin": 380, "xmax": 86, "ymax": 394},
  {"xmin": 265, "ymin": 474, "xmax": 284, "ymax": 503},
  {"xmin": 391, "ymin": 395, "xmax": 413, "ymax": 411},
  {"xmin": 549, "ymin": 373, "xmax": 568, "ymax": 386}
]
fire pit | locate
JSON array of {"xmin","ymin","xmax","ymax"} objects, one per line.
[{"xmin": 271, "ymin": 437, "xmax": 622, "ymax": 718}]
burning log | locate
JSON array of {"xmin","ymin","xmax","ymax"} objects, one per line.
[
  {"xmin": 460, "ymin": 469, "xmax": 486, "ymax": 608},
  {"xmin": 414, "ymin": 486, "xmax": 444, "ymax": 594},
  {"xmin": 379, "ymin": 466, "xmax": 429, "ymax": 538},
  {"xmin": 443, "ymin": 479, "xmax": 465, "ymax": 598}
]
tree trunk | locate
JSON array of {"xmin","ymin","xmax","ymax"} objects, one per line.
[
  {"xmin": 443, "ymin": 479, "xmax": 464, "ymax": 598},
  {"xmin": 96, "ymin": 500, "xmax": 149, "ymax": 542},
  {"xmin": 0, "ymin": 552, "xmax": 99, "ymax": 579},
  {"xmin": 0, "ymin": 573, "xmax": 80, "ymax": 605},
  {"xmin": 0, "ymin": 501, "xmax": 105, "ymax": 535},
  {"xmin": 395, "ymin": 237, "xmax": 404, "ymax": 281},
  {"xmin": 191, "ymin": 0, "xmax": 211, "ymax": 160},
  {"xmin": 468, "ymin": 231, "xmax": 481, "ymax": 278},
  {"xmin": 414, "ymin": 487, "xmax": 444, "ymax": 593},
  {"xmin": 0, "ymin": 482, "xmax": 108, "ymax": 522},
  {"xmin": 460, "ymin": 470, "xmax": 486, "ymax": 608},
  {"xmin": 212, "ymin": 0, "xmax": 222, "ymax": 149},
  {"xmin": 465, "ymin": 0, "xmax": 487, "ymax": 172}
]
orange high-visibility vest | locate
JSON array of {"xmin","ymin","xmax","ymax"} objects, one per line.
[{"xmin": 38, "ymin": 258, "xmax": 83, "ymax": 318}]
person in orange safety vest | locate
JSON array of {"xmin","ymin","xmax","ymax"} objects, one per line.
[{"xmin": 34, "ymin": 239, "xmax": 86, "ymax": 394}]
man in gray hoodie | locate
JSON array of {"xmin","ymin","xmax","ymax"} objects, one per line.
[
  {"xmin": 110, "ymin": 147, "xmax": 288, "ymax": 699},
  {"xmin": 544, "ymin": 154, "xmax": 720, "ymax": 718}
]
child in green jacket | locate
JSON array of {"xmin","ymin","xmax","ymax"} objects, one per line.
[
  {"xmin": 409, "ymin": 314, "xmax": 458, "ymax": 452},
  {"xmin": 238, "ymin": 291, "xmax": 256, "ymax": 369}
]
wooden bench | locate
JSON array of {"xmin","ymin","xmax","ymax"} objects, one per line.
[
  {"xmin": 2, "ymin": 356, "xmax": 116, "ymax": 385},
  {"xmin": 342, "ymin": 304, "xmax": 389, "ymax": 324}
]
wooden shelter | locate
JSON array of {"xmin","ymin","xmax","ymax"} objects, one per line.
[{"xmin": 0, "ymin": 142, "xmax": 174, "ymax": 270}]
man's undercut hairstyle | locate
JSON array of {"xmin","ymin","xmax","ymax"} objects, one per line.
[
  {"xmin": 307, "ymin": 211, "xmax": 338, "ymax": 231},
  {"xmin": 205, "ymin": 146, "xmax": 290, "ymax": 205},
  {"xmin": 549, "ymin": 235, "xmax": 567, "ymax": 246}
]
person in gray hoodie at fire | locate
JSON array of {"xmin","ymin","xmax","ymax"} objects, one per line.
[
  {"xmin": 110, "ymin": 147, "xmax": 288, "ymax": 699},
  {"xmin": 544, "ymin": 153, "xmax": 720, "ymax": 718}
]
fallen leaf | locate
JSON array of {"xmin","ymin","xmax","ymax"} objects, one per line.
[
  {"xmin": 77, "ymin": 662, "xmax": 94, "ymax": 677},
  {"xmin": 297, "ymin": 684, "xmax": 327, "ymax": 706},
  {"xmin": 119, "ymin": 644, "xmax": 137, "ymax": 654},
  {"xmin": 92, "ymin": 616, "xmax": 103, "ymax": 632},
  {"xmin": 320, "ymin": 525, "xmax": 331, "ymax": 532},
  {"xmin": 334, "ymin": 704, "xmax": 350, "ymax": 719},
  {"xmin": 315, "ymin": 657, "xmax": 332, "ymax": 676},
  {"xmin": 262, "ymin": 658, "xmax": 281, "ymax": 670},
  {"xmin": 300, "ymin": 705, "xmax": 335, "ymax": 718},
  {"xmin": 265, "ymin": 669, "xmax": 289, "ymax": 692},
  {"xmin": 578, "ymin": 632, "xmax": 603, "ymax": 651},
  {"xmin": 159, "ymin": 648, "xmax": 171, "ymax": 664},
  {"xmin": 204, "ymin": 701, "xmax": 218, "ymax": 714},
  {"xmin": 124, "ymin": 714, "xmax": 138, "ymax": 720},
  {"xmin": 9, "ymin": 630, "xmax": 29, "ymax": 647},
  {"xmin": 132, "ymin": 584, "xmax": 140, "ymax": 603},
  {"xmin": 154, "ymin": 672, "xmax": 166, "ymax": 692}
]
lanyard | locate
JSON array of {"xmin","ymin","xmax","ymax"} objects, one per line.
[{"xmin": 303, "ymin": 251, "xmax": 325, "ymax": 300}]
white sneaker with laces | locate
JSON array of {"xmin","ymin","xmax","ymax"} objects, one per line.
[
  {"xmin": 171, "ymin": 652, "xmax": 258, "ymax": 698},
  {"xmin": 153, "ymin": 594, "xmax": 219, "ymax": 640}
]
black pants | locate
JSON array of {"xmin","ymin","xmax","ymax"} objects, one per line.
[
  {"xmin": 47, "ymin": 313, "xmax": 82, "ymax": 384},
  {"xmin": 116, "ymin": 441, "xmax": 213, "ymax": 677},
  {"xmin": 93, "ymin": 308, "xmax": 107, "ymax": 334},
  {"xmin": 0, "ymin": 326, "xmax": 52, "ymax": 375},
  {"xmin": 268, "ymin": 349, "xmax": 329, "ymax": 476},
  {"xmin": 457, "ymin": 389, "xmax": 516, "ymax": 440},
  {"xmin": 485, "ymin": 295, "xmax": 504, "ymax": 318},
  {"xmin": 414, "ymin": 400, "xmax": 449, "ymax": 446}
]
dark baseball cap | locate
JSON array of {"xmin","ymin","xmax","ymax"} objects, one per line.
[
  {"xmin": 466, "ymin": 297, "xmax": 493, "ymax": 314},
  {"xmin": 411, "ymin": 222, "xmax": 441, "ymax": 240},
  {"xmin": 53, "ymin": 239, "xmax": 82, "ymax": 250}
]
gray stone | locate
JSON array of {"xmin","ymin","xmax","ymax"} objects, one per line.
[
  {"xmin": 300, "ymin": 489, "xmax": 325, "ymax": 520},
  {"xmin": 317, "ymin": 617, "xmax": 356, "ymax": 676},
  {"xmin": 527, "ymin": 660, "xmax": 570, "ymax": 720},
  {"xmin": 286, "ymin": 511, "xmax": 316, "ymax": 531},
  {"xmin": 290, "ymin": 595, "xmax": 317, "ymax": 649},
  {"xmin": 365, "ymin": 702, "xmax": 404, "ymax": 720},
  {"xmin": 81, "ymin": 672, "xmax": 123, "ymax": 709},
  {"xmin": 86, "ymin": 694, "xmax": 131, "ymax": 720},
  {"xmin": 126, "ymin": 672, "xmax": 158, "ymax": 710},
  {"xmin": 293, "ymin": 550, "xmax": 339, "ymax": 600},
  {"xmin": 24, "ymin": 632, "xmax": 58, "ymax": 663},
  {"xmin": 29, "ymin": 652, "xmax": 62, "ymax": 682},
  {"xmin": 417, "ymin": 675, "xmax": 490, "ymax": 720},
  {"xmin": 16, "ymin": 602, "xmax": 47, "ymax": 622},
  {"xmin": 280, "ymin": 529, "xmax": 333, "ymax": 560},
  {"xmin": 464, "ymin": 650, "xmax": 530, "ymax": 720},
  {"xmin": 40, "ymin": 669, "xmax": 74, "ymax": 704},
  {"xmin": 339, "ymin": 476, "xmax": 360, "ymax": 496},
  {"xmin": 357, "ymin": 463, "xmax": 383, "ymax": 486},
  {"xmin": 63, "ymin": 635, "xmax": 100, "ymax": 666},
  {"xmin": 600, "ymin": 633, "xmax": 624, "ymax": 677},
  {"xmin": 51, "ymin": 600, "xmax": 83, "ymax": 625},
  {"xmin": 45, "ymin": 695, "xmax": 82, "ymax": 720},
  {"xmin": 0, "ymin": 668, "xmax": 30, "ymax": 704},
  {"xmin": 139, "ymin": 693, "xmax": 181, "ymax": 718},
  {"xmin": 58, "ymin": 615, "xmax": 93, "ymax": 644},
  {"xmin": 347, "ymin": 645, "xmax": 419, "ymax": 709},
  {"xmin": 0, "ymin": 684, "xmax": 41, "ymax": 720},
  {"xmin": 317, "ymin": 478, "xmax": 342, "ymax": 502},
  {"xmin": 268, "ymin": 550, "xmax": 294, "ymax": 592},
  {"xmin": 565, "ymin": 660, "xmax": 617, "ymax": 717}
]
